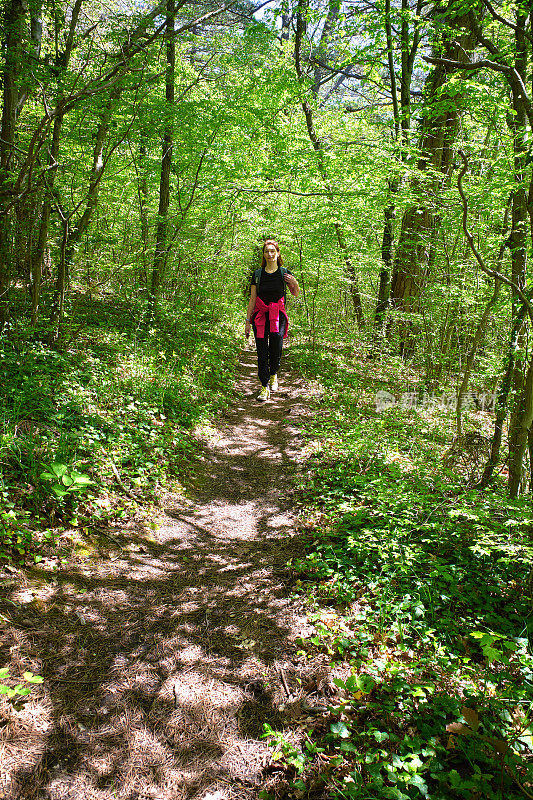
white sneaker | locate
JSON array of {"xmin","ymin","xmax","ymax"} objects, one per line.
[
  {"xmin": 269, "ymin": 374, "xmax": 278, "ymax": 391},
  {"xmin": 257, "ymin": 385, "xmax": 270, "ymax": 401}
]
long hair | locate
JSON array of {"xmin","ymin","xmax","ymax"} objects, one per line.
[{"xmin": 261, "ymin": 239, "xmax": 284, "ymax": 269}]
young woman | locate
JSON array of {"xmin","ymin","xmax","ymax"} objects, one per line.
[{"xmin": 245, "ymin": 240, "xmax": 299, "ymax": 400}]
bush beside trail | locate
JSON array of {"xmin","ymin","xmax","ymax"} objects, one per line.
[
  {"xmin": 0, "ymin": 294, "xmax": 240, "ymax": 564},
  {"xmin": 261, "ymin": 340, "xmax": 533, "ymax": 800}
]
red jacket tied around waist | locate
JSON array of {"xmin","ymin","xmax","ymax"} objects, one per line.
[{"xmin": 253, "ymin": 297, "xmax": 289, "ymax": 339}]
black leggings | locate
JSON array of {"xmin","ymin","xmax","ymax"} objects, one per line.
[{"xmin": 252, "ymin": 316, "xmax": 286, "ymax": 387}]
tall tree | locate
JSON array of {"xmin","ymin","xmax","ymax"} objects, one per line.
[
  {"xmin": 373, "ymin": 0, "xmax": 423, "ymax": 341},
  {"xmin": 0, "ymin": 0, "xmax": 27, "ymax": 327},
  {"xmin": 389, "ymin": 0, "xmax": 478, "ymax": 355},
  {"xmin": 149, "ymin": 0, "xmax": 176, "ymax": 312},
  {"xmin": 294, "ymin": 0, "xmax": 365, "ymax": 326}
]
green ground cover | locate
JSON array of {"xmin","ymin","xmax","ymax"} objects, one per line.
[
  {"xmin": 268, "ymin": 340, "xmax": 533, "ymax": 800},
  {"xmin": 0, "ymin": 294, "xmax": 240, "ymax": 562}
]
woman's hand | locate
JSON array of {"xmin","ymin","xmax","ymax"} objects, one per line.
[
  {"xmin": 284, "ymin": 273, "xmax": 300, "ymax": 297},
  {"xmin": 245, "ymin": 321, "xmax": 251, "ymax": 338}
]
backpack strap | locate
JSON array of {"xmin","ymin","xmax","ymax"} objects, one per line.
[{"xmin": 280, "ymin": 267, "xmax": 287, "ymax": 298}]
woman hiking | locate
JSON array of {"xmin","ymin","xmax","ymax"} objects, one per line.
[{"xmin": 245, "ymin": 240, "xmax": 300, "ymax": 401}]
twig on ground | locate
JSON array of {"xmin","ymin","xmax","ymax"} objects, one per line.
[
  {"xmin": 110, "ymin": 461, "xmax": 139, "ymax": 501},
  {"xmin": 279, "ymin": 667, "xmax": 291, "ymax": 698}
]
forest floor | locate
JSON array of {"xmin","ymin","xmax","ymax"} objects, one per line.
[{"xmin": 0, "ymin": 349, "xmax": 323, "ymax": 800}]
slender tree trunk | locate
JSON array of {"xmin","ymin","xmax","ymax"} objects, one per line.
[
  {"xmin": 528, "ymin": 427, "xmax": 533, "ymax": 492},
  {"xmin": 31, "ymin": 0, "xmax": 83, "ymax": 325},
  {"xmin": 138, "ymin": 128, "xmax": 149, "ymax": 290},
  {"xmin": 372, "ymin": 187, "xmax": 395, "ymax": 345},
  {"xmin": 456, "ymin": 277, "xmax": 502, "ymax": 437},
  {"xmin": 149, "ymin": 0, "xmax": 175, "ymax": 312},
  {"xmin": 294, "ymin": 0, "xmax": 364, "ymax": 327},
  {"xmin": 389, "ymin": 1, "xmax": 477, "ymax": 352},
  {"xmin": 51, "ymin": 86, "xmax": 121, "ymax": 332},
  {"xmin": 508, "ymin": 351, "xmax": 533, "ymax": 496},
  {"xmin": 506, "ymin": 14, "xmax": 530, "ymax": 494},
  {"xmin": 0, "ymin": 0, "xmax": 26, "ymax": 327},
  {"xmin": 479, "ymin": 301, "xmax": 529, "ymax": 488}
]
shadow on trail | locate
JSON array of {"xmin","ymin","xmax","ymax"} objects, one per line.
[{"xmin": 0, "ymin": 351, "xmax": 311, "ymax": 800}]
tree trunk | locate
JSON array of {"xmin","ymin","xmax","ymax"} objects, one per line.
[
  {"xmin": 505, "ymin": 13, "xmax": 530, "ymax": 494},
  {"xmin": 31, "ymin": 0, "xmax": 83, "ymax": 325},
  {"xmin": 479, "ymin": 300, "xmax": 529, "ymax": 488},
  {"xmin": 32, "ymin": 112, "xmax": 64, "ymax": 325},
  {"xmin": 50, "ymin": 86, "xmax": 121, "ymax": 332},
  {"xmin": 137, "ymin": 129, "xmax": 150, "ymax": 290},
  {"xmin": 508, "ymin": 351, "xmax": 533, "ymax": 496},
  {"xmin": 149, "ymin": 0, "xmax": 175, "ymax": 313},
  {"xmin": 373, "ymin": 0, "xmax": 420, "ymax": 336},
  {"xmin": 390, "ymin": 1, "xmax": 477, "ymax": 351},
  {"xmin": 0, "ymin": 0, "xmax": 26, "ymax": 327},
  {"xmin": 372, "ymin": 189, "xmax": 395, "ymax": 345},
  {"xmin": 294, "ymin": 0, "xmax": 364, "ymax": 327}
]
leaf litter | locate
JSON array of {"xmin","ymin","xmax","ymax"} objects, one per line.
[{"xmin": 0, "ymin": 351, "xmax": 320, "ymax": 800}]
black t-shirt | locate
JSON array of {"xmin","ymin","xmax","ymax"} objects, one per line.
[{"xmin": 251, "ymin": 267, "xmax": 292, "ymax": 305}]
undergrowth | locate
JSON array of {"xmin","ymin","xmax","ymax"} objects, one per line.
[
  {"xmin": 265, "ymin": 339, "xmax": 533, "ymax": 800},
  {"xmin": 0, "ymin": 293, "xmax": 239, "ymax": 564}
]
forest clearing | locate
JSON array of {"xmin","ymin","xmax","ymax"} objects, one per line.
[{"xmin": 0, "ymin": 0, "xmax": 533, "ymax": 797}]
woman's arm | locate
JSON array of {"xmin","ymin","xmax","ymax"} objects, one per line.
[
  {"xmin": 245, "ymin": 284, "xmax": 257, "ymax": 338},
  {"xmin": 285, "ymin": 273, "xmax": 300, "ymax": 298}
]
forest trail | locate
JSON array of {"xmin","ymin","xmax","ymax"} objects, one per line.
[{"xmin": 1, "ymin": 350, "xmax": 314, "ymax": 800}]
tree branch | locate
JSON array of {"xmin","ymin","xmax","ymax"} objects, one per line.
[
  {"xmin": 457, "ymin": 150, "xmax": 533, "ymax": 326},
  {"xmin": 480, "ymin": 0, "xmax": 533, "ymax": 44}
]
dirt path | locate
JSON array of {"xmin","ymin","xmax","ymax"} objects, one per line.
[{"xmin": 0, "ymin": 350, "xmax": 314, "ymax": 800}]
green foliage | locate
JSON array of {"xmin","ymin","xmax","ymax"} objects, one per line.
[
  {"xmin": 0, "ymin": 295, "xmax": 240, "ymax": 562},
  {"xmin": 282, "ymin": 342, "xmax": 533, "ymax": 799},
  {"xmin": 0, "ymin": 667, "xmax": 43, "ymax": 700},
  {"xmin": 39, "ymin": 463, "xmax": 94, "ymax": 500},
  {"xmin": 262, "ymin": 723, "xmax": 309, "ymax": 775}
]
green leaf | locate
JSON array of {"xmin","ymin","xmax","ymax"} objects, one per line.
[
  {"xmin": 71, "ymin": 472, "xmax": 94, "ymax": 486},
  {"xmin": 356, "ymin": 674, "xmax": 376, "ymax": 693},
  {"xmin": 410, "ymin": 773, "xmax": 429, "ymax": 797},
  {"xmin": 330, "ymin": 720, "xmax": 351, "ymax": 738},
  {"xmin": 39, "ymin": 472, "xmax": 56, "ymax": 481},
  {"xmin": 449, "ymin": 770, "xmax": 462, "ymax": 788},
  {"xmin": 345, "ymin": 675, "xmax": 359, "ymax": 693},
  {"xmin": 483, "ymin": 646, "xmax": 503, "ymax": 663},
  {"xmin": 340, "ymin": 741, "xmax": 358, "ymax": 752},
  {"xmin": 50, "ymin": 463, "xmax": 68, "ymax": 478},
  {"xmin": 23, "ymin": 672, "xmax": 44, "ymax": 684},
  {"xmin": 0, "ymin": 668, "xmax": 10, "ymax": 680}
]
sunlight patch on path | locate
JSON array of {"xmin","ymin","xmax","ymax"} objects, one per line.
[{"xmin": 0, "ymin": 352, "xmax": 310, "ymax": 800}]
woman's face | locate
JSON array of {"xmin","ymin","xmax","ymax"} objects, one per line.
[{"xmin": 264, "ymin": 244, "xmax": 278, "ymax": 263}]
